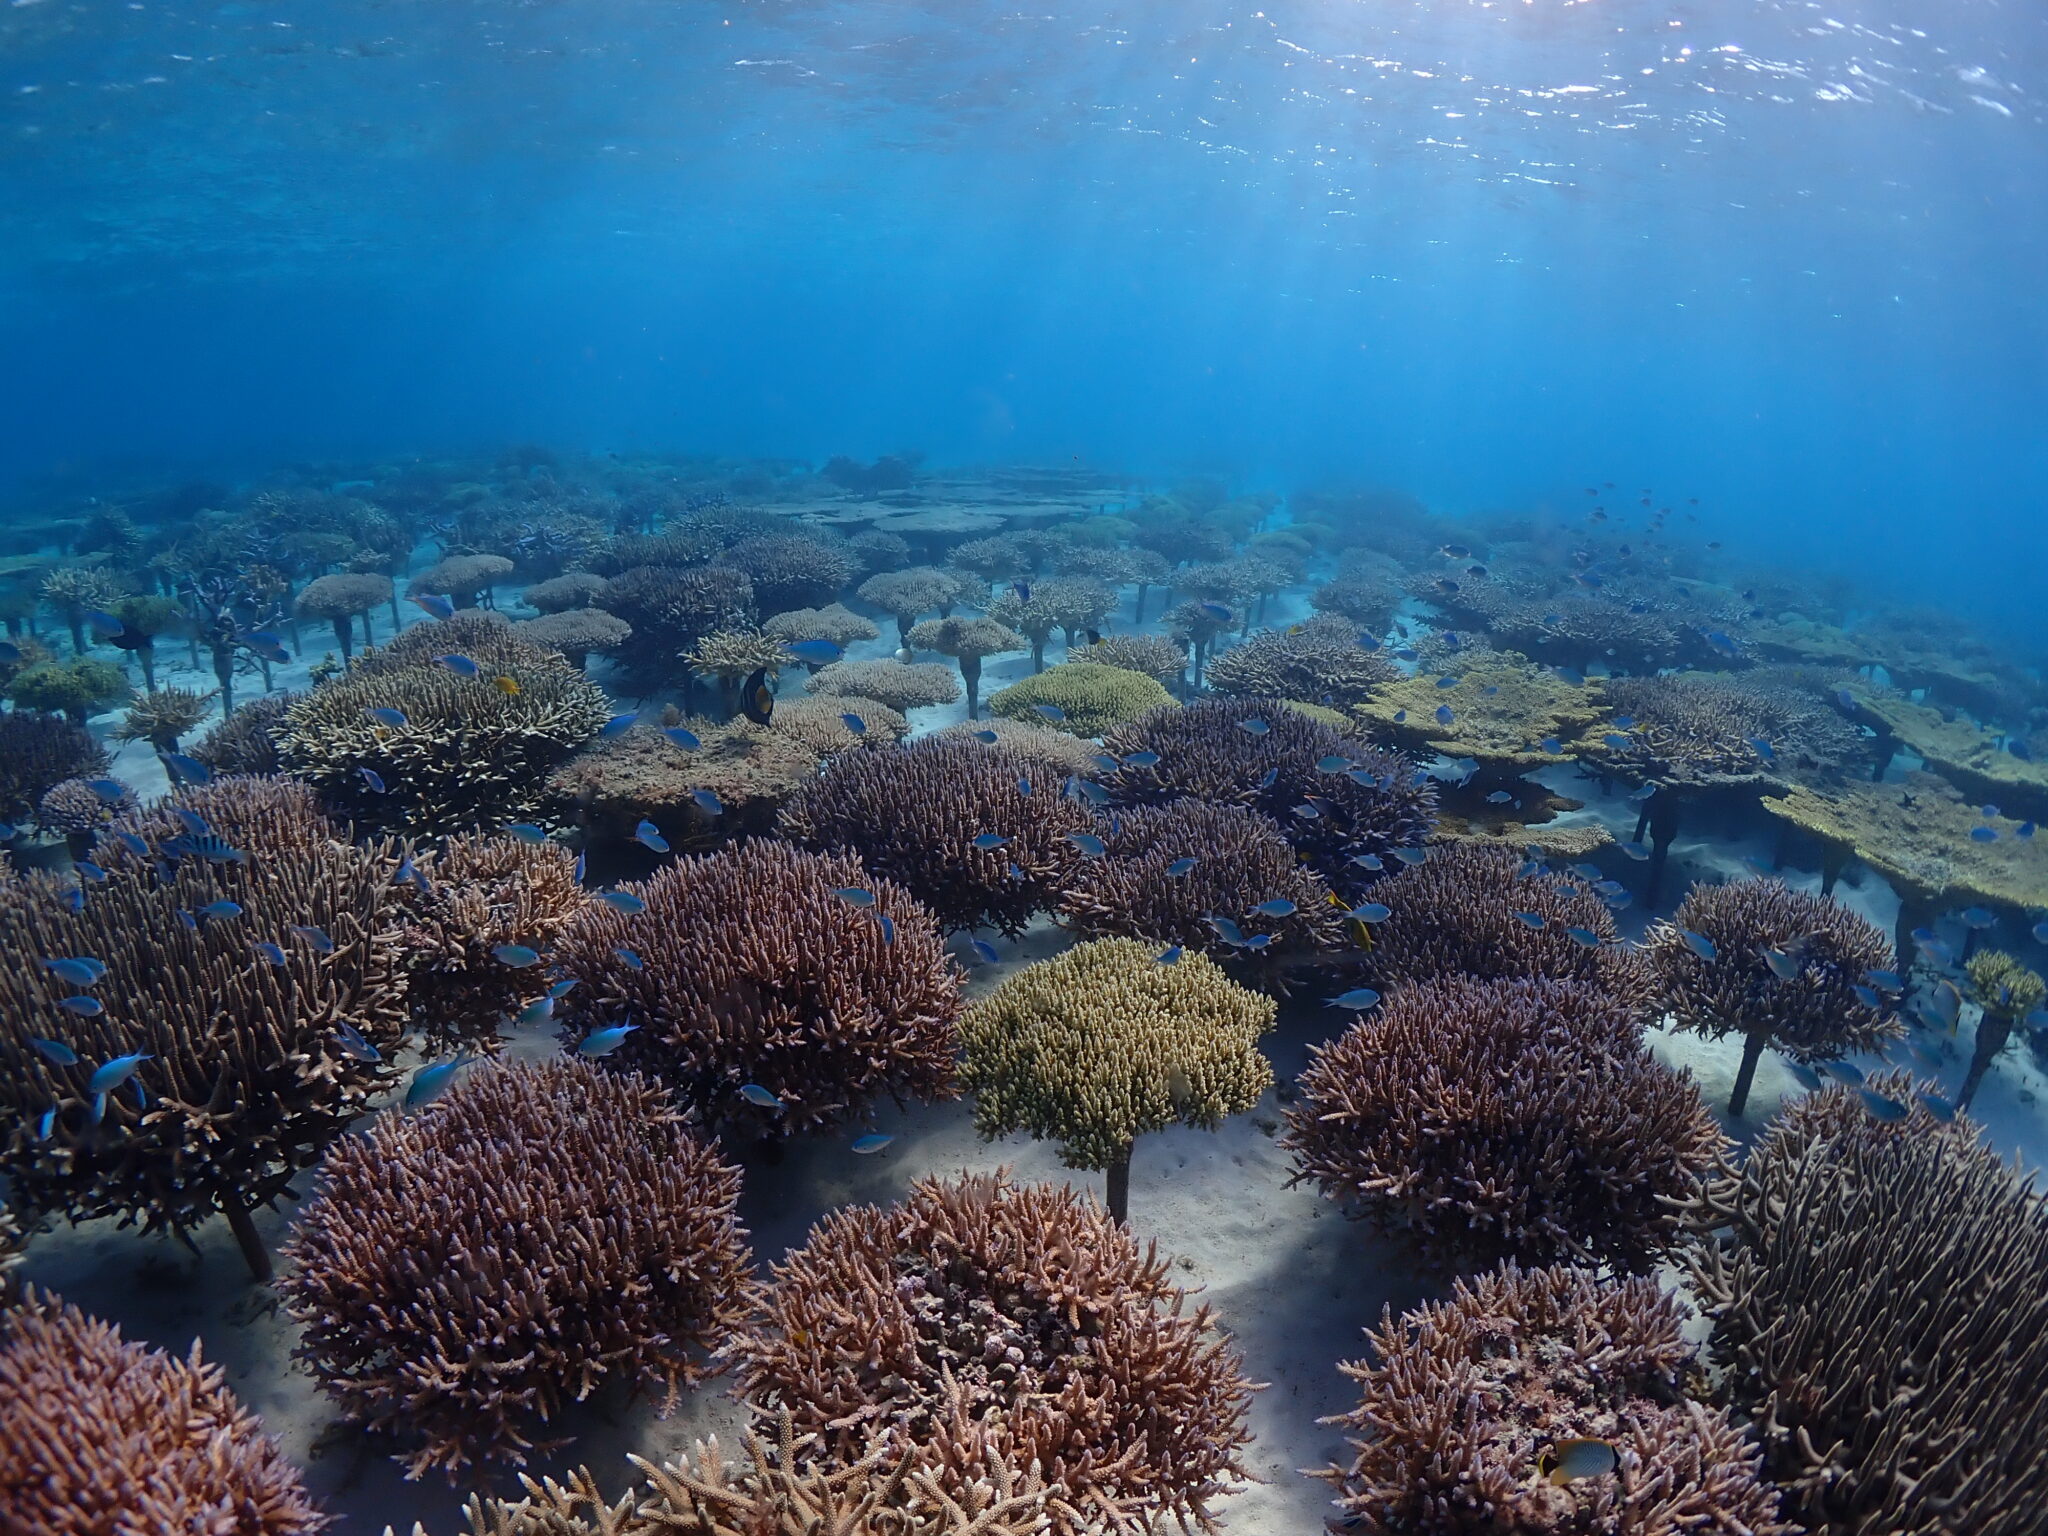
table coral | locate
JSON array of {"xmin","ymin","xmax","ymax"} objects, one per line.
[
  {"xmin": 1205, "ymin": 615, "xmax": 1397, "ymax": 708},
  {"xmin": 906, "ymin": 616, "xmax": 1027, "ymax": 719},
  {"xmin": 804, "ymin": 657, "xmax": 962, "ymax": 713},
  {"xmin": 549, "ymin": 715, "xmax": 820, "ymax": 854},
  {"xmin": 988, "ymin": 661, "xmax": 1175, "ymax": 738}
]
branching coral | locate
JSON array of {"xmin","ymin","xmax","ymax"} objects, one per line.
[
  {"xmin": 277, "ymin": 613, "xmax": 610, "ymax": 837},
  {"xmin": 38, "ymin": 565, "xmax": 126, "ymax": 654},
  {"xmin": 1358, "ymin": 841, "xmax": 1652, "ymax": 1004},
  {"xmin": 280, "ymin": 1059, "xmax": 752, "ymax": 1481},
  {"xmin": 767, "ymin": 694, "xmax": 910, "ymax": 756},
  {"xmin": 0, "ymin": 710, "xmax": 110, "ymax": 822},
  {"xmin": 1646, "ymin": 878, "xmax": 1901, "ymax": 1114},
  {"xmin": 988, "ymin": 662, "xmax": 1175, "ymax": 738},
  {"xmin": 906, "ymin": 616, "xmax": 1028, "ymax": 720},
  {"xmin": 1957, "ymin": 948, "xmax": 2045, "ymax": 1109},
  {"xmin": 1058, "ymin": 800, "xmax": 1344, "ymax": 991},
  {"xmin": 1312, "ymin": 1263, "xmax": 1791, "ymax": 1536},
  {"xmin": 0, "ymin": 777, "xmax": 406, "ymax": 1279},
  {"xmin": 683, "ymin": 627, "xmax": 795, "ymax": 716},
  {"xmin": 6, "ymin": 655, "xmax": 130, "ymax": 725},
  {"xmin": 550, "ymin": 840, "xmax": 962, "ymax": 1137},
  {"xmin": 295, "ymin": 572, "xmax": 394, "ymax": 660},
  {"xmin": 37, "ymin": 776, "xmax": 133, "ymax": 843},
  {"xmin": 725, "ymin": 1170, "xmax": 1256, "ymax": 1536},
  {"xmin": 986, "ymin": 579, "xmax": 1115, "ymax": 673},
  {"xmin": 189, "ymin": 691, "xmax": 297, "ymax": 777},
  {"xmin": 1686, "ymin": 1083, "xmax": 2048, "ymax": 1536},
  {"xmin": 805, "ymin": 658, "xmax": 962, "ymax": 714},
  {"xmin": 723, "ymin": 533, "xmax": 857, "ymax": 615},
  {"xmin": 779, "ymin": 738, "xmax": 1095, "ymax": 936},
  {"xmin": 1285, "ymin": 976, "xmax": 1724, "ymax": 1271},
  {"xmin": 511, "ymin": 608, "xmax": 632, "ymax": 668},
  {"xmin": 959, "ymin": 939, "xmax": 1275, "ymax": 1223},
  {"xmin": 0, "ymin": 1290, "xmax": 329, "ymax": 1534},
  {"xmin": 1205, "ymin": 616, "xmax": 1396, "ymax": 708},
  {"xmin": 1098, "ymin": 697, "xmax": 1437, "ymax": 898},
  {"xmin": 1077, "ymin": 633, "xmax": 1185, "ymax": 685},
  {"xmin": 1310, "ymin": 552, "xmax": 1404, "ymax": 633},
  {"xmin": 600, "ymin": 564, "xmax": 757, "ymax": 686},
  {"xmin": 110, "ymin": 684, "xmax": 216, "ymax": 752},
  {"xmin": 857, "ymin": 567, "xmax": 969, "ymax": 648},
  {"xmin": 549, "ymin": 716, "xmax": 820, "ymax": 854}
]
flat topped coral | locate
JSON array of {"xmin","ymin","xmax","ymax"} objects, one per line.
[
  {"xmin": 280, "ymin": 1059, "xmax": 752, "ymax": 1481},
  {"xmin": 765, "ymin": 692, "xmax": 910, "ymax": 756},
  {"xmin": 1077, "ymin": 632, "xmax": 1186, "ymax": 684},
  {"xmin": 1847, "ymin": 688, "xmax": 2048, "ymax": 817},
  {"xmin": 0, "ymin": 1290, "xmax": 329, "ymax": 1535},
  {"xmin": 725, "ymin": 1170, "xmax": 1256, "ymax": 1536},
  {"xmin": 1354, "ymin": 654, "xmax": 1607, "ymax": 771},
  {"xmin": 550, "ymin": 840, "xmax": 961, "ymax": 1137},
  {"xmin": 906, "ymin": 616, "xmax": 1027, "ymax": 719},
  {"xmin": 1286, "ymin": 975, "xmax": 1724, "ymax": 1271},
  {"xmin": 599, "ymin": 564, "xmax": 757, "ymax": 687},
  {"xmin": 960, "ymin": 938, "xmax": 1276, "ymax": 1222},
  {"xmin": 722, "ymin": 532, "xmax": 856, "ymax": 614},
  {"xmin": 988, "ymin": 662, "xmax": 1175, "ymax": 738},
  {"xmin": 410, "ymin": 552, "xmax": 514, "ymax": 607},
  {"xmin": 804, "ymin": 657, "xmax": 962, "ymax": 713},
  {"xmin": 111, "ymin": 684, "xmax": 216, "ymax": 752},
  {"xmin": 985, "ymin": 579, "xmax": 1115, "ymax": 673},
  {"xmin": 1589, "ymin": 673, "xmax": 1815, "ymax": 788},
  {"xmin": 520, "ymin": 570, "xmax": 610, "ymax": 613},
  {"xmin": 1312, "ymin": 1263, "xmax": 1792, "ymax": 1536},
  {"xmin": 510, "ymin": 607, "xmax": 631, "ymax": 667},
  {"xmin": 856, "ymin": 566, "xmax": 968, "ymax": 647},
  {"xmin": 277, "ymin": 611, "xmax": 610, "ymax": 836},
  {"xmin": 1204, "ymin": 615, "xmax": 1397, "ymax": 708},
  {"xmin": 549, "ymin": 715, "xmax": 820, "ymax": 852},
  {"xmin": 295, "ymin": 572, "xmax": 394, "ymax": 659},
  {"xmin": 1956, "ymin": 948, "xmax": 2046, "ymax": 1109},
  {"xmin": 761, "ymin": 601, "xmax": 881, "ymax": 651},
  {"xmin": 928, "ymin": 716, "xmax": 1106, "ymax": 777}
]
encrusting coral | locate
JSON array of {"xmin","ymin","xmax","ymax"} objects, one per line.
[
  {"xmin": 1285, "ymin": 976, "xmax": 1724, "ymax": 1271},
  {"xmin": 805, "ymin": 657, "xmax": 962, "ymax": 714},
  {"xmin": 1058, "ymin": 800, "xmax": 1345, "ymax": 991},
  {"xmin": 724, "ymin": 1169, "xmax": 1257, "ymax": 1536},
  {"xmin": 549, "ymin": 715, "xmax": 820, "ymax": 854},
  {"xmin": 550, "ymin": 840, "xmax": 962, "ymax": 1137},
  {"xmin": 1204, "ymin": 616, "xmax": 1397, "ymax": 708},
  {"xmin": 0, "ymin": 1289, "xmax": 329, "ymax": 1534},
  {"xmin": 959, "ymin": 938, "xmax": 1276, "ymax": 1224},
  {"xmin": 1686, "ymin": 1080, "xmax": 2048, "ymax": 1536},
  {"xmin": 906, "ymin": 616, "xmax": 1027, "ymax": 720},
  {"xmin": 1645, "ymin": 877, "xmax": 1901, "ymax": 1115},
  {"xmin": 294, "ymin": 571, "xmax": 394, "ymax": 660},
  {"xmin": 779, "ymin": 738, "xmax": 1096, "ymax": 936},
  {"xmin": 0, "ymin": 777, "xmax": 406, "ymax": 1280},
  {"xmin": 0, "ymin": 709, "xmax": 110, "ymax": 823},
  {"xmin": 279, "ymin": 1058, "xmax": 752, "ymax": 1482},
  {"xmin": 277, "ymin": 612, "xmax": 610, "ymax": 837},
  {"xmin": 1311, "ymin": 1263, "xmax": 1792, "ymax": 1536},
  {"xmin": 987, "ymin": 661, "xmax": 1175, "ymax": 738}
]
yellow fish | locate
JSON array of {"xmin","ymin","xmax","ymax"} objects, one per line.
[
  {"xmin": 1327, "ymin": 890, "xmax": 1374, "ymax": 952},
  {"xmin": 1538, "ymin": 1437, "xmax": 1617, "ymax": 1486},
  {"xmin": 491, "ymin": 675, "xmax": 521, "ymax": 696}
]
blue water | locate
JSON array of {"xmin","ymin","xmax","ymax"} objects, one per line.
[{"xmin": 4, "ymin": 0, "xmax": 2045, "ymax": 635}]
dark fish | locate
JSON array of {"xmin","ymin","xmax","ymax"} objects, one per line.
[
  {"xmin": 1435, "ymin": 675, "xmax": 1460, "ymax": 690},
  {"xmin": 971, "ymin": 729, "xmax": 999, "ymax": 744},
  {"xmin": 84, "ymin": 778, "xmax": 127, "ymax": 803},
  {"xmin": 739, "ymin": 668, "xmax": 774, "ymax": 726},
  {"xmin": 1017, "ymin": 777, "xmax": 1032, "ymax": 796},
  {"xmin": 83, "ymin": 608, "xmax": 125, "ymax": 638},
  {"xmin": 161, "ymin": 752, "xmax": 212, "ymax": 786},
  {"xmin": 1543, "ymin": 1438, "xmax": 1618, "ymax": 1486},
  {"xmin": 1356, "ymin": 632, "xmax": 1381, "ymax": 652},
  {"xmin": 839, "ymin": 712, "xmax": 867, "ymax": 736},
  {"xmin": 1012, "ymin": 581, "xmax": 1032, "ymax": 605},
  {"xmin": 1970, "ymin": 825, "xmax": 1999, "ymax": 843},
  {"xmin": 26, "ymin": 1036, "xmax": 78, "ymax": 1066},
  {"xmin": 1198, "ymin": 601, "xmax": 1232, "ymax": 621},
  {"xmin": 1435, "ymin": 705, "xmax": 1455, "ymax": 726}
]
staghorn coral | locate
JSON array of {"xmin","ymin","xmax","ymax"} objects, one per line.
[
  {"xmin": 189, "ymin": 690, "xmax": 297, "ymax": 777},
  {"xmin": 805, "ymin": 657, "xmax": 962, "ymax": 714},
  {"xmin": 1077, "ymin": 632, "xmax": 1185, "ymax": 686},
  {"xmin": 6, "ymin": 655, "xmax": 130, "ymax": 725},
  {"xmin": 959, "ymin": 939, "xmax": 1275, "ymax": 1223},
  {"xmin": 1957, "ymin": 948, "xmax": 2045, "ymax": 1109},
  {"xmin": 1285, "ymin": 976, "xmax": 1724, "ymax": 1271},
  {"xmin": 985, "ymin": 580, "xmax": 1115, "ymax": 674},
  {"xmin": 601, "ymin": 564, "xmax": 757, "ymax": 685},
  {"xmin": 39, "ymin": 564, "xmax": 126, "ymax": 655},
  {"xmin": 906, "ymin": 616, "xmax": 1027, "ymax": 720},
  {"xmin": 1204, "ymin": 616, "xmax": 1397, "ymax": 708},
  {"xmin": 762, "ymin": 601, "xmax": 881, "ymax": 653},
  {"xmin": 1312, "ymin": 1263, "xmax": 1791, "ymax": 1536},
  {"xmin": 987, "ymin": 662, "xmax": 1175, "ymax": 738},
  {"xmin": 768, "ymin": 693, "xmax": 911, "ymax": 756},
  {"xmin": 36, "ymin": 775, "xmax": 132, "ymax": 840},
  {"xmin": 0, "ymin": 1289, "xmax": 328, "ymax": 1534},
  {"xmin": 295, "ymin": 572, "xmax": 394, "ymax": 660},
  {"xmin": 723, "ymin": 533, "xmax": 856, "ymax": 615},
  {"xmin": 0, "ymin": 777, "xmax": 407, "ymax": 1279},
  {"xmin": 521, "ymin": 571, "xmax": 611, "ymax": 613},
  {"xmin": 110, "ymin": 683, "xmax": 216, "ymax": 752},
  {"xmin": 858, "ymin": 567, "xmax": 969, "ymax": 648},
  {"xmin": 1359, "ymin": 841, "xmax": 1652, "ymax": 1004},
  {"xmin": 551, "ymin": 840, "xmax": 961, "ymax": 1137},
  {"xmin": 683, "ymin": 627, "xmax": 794, "ymax": 717},
  {"xmin": 410, "ymin": 553, "xmax": 515, "ymax": 608},
  {"xmin": 0, "ymin": 709, "xmax": 111, "ymax": 821},
  {"xmin": 1686, "ymin": 1081, "xmax": 2048, "ymax": 1536},
  {"xmin": 1646, "ymin": 878, "xmax": 1901, "ymax": 1115},
  {"xmin": 0, "ymin": 1205, "xmax": 22, "ymax": 1306},
  {"xmin": 1098, "ymin": 697, "xmax": 1437, "ymax": 899},
  {"xmin": 549, "ymin": 715, "xmax": 819, "ymax": 853},
  {"xmin": 280, "ymin": 1059, "xmax": 751, "ymax": 1482},
  {"xmin": 725, "ymin": 1170, "xmax": 1255, "ymax": 1536},
  {"xmin": 277, "ymin": 612, "xmax": 610, "ymax": 837},
  {"xmin": 779, "ymin": 738, "xmax": 1095, "ymax": 936},
  {"xmin": 929, "ymin": 716, "xmax": 1107, "ymax": 778},
  {"xmin": 1059, "ymin": 800, "xmax": 1344, "ymax": 992},
  {"xmin": 512, "ymin": 608, "xmax": 632, "ymax": 668}
]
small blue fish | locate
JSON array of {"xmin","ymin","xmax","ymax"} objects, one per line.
[
  {"xmin": 1746, "ymin": 736, "xmax": 1776, "ymax": 763},
  {"xmin": 435, "ymin": 653, "xmax": 481, "ymax": 677},
  {"xmin": 89, "ymin": 1091, "xmax": 108, "ymax": 1124},
  {"xmin": 2020, "ymin": 822, "xmax": 2037, "ymax": 840},
  {"xmin": 41, "ymin": 957, "xmax": 106, "ymax": 987},
  {"xmin": 739, "ymin": 1083, "xmax": 783, "ymax": 1110},
  {"xmin": 1242, "ymin": 933, "xmax": 1276, "ymax": 951},
  {"xmin": 664, "ymin": 726, "xmax": 703, "ymax": 751},
  {"xmin": 840, "ymin": 712, "xmax": 868, "ymax": 736},
  {"xmin": 601, "ymin": 711, "xmax": 641, "ymax": 737},
  {"xmin": 359, "ymin": 767, "xmax": 387, "ymax": 793},
  {"xmin": 1435, "ymin": 706, "xmax": 1455, "ymax": 726},
  {"xmin": 1783, "ymin": 1059, "xmax": 1824, "ymax": 1091},
  {"xmin": 1199, "ymin": 601, "xmax": 1232, "ymax": 621},
  {"xmin": 633, "ymin": 820, "xmax": 670, "ymax": 853},
  {"xmin": 1257, "ymin": 767, "xmax": 1279, "ymax": 788},
  {"xmin": 1970, "ymin": 826, "xmax": 1999, "ymax": 843},
  {"xmin": 614, "ymin": 946, "xmax": 644, "ymax": 969},
  {"xmin": 1165, "ymin": 857, "xmax": 1199, "ymax": 878},
  {"xmin": 1677, "ymin": 929, "xmax": 1717, "ymax": 961},
  {"xmin": 1316, "ymin": 755, "xmax": 1352, "ymax": 774},
  {"xmin": 252, "ymin": 941, "xmax": 288, "ymax": 966},
  {"xmin": 335, "ymin": 1021, "xmax": 380, "ymax": 1062},
  {"xmin": 170, "ymin": 809, "xmax": 212, "ymax": 837},
  {"xmin": 411, "ymin": 592, "xmax": 456, "ymax": 620},
  {"xmin": 291, "ymin": 924, "xmax": 335, "ymax": 953},
  {"xmin": 597, "ymin": 890, "xmax": 647, "ymax": 914},
  {"xmin": 851, "ymin": 1133, "xmax": 894, "ymax": 1154},
  {"xmin": 1817, "ymin": 1058, "xmax": 1866, "ymax": 1086},
  {"xmin": 691, "ymin": 788, "xmax": 724, "ymax": 816},
  {"xmin": 1356, "ymin": 632, "xmax": 1382, "ymax": 652},
  {"xmin": 785, "ymin": 639, "xmax": 843, "ymax": 665},
  {"xmin": 1347, "ymin": 903, "xmax": 1392, "ymax": 924},
  {"xmin": 1617, "ymin": 840, "xmax": 1650, "ymax": 861},
  {"xmin": 88, "ymin": 1053, "xmax": 150, "ymax": 1094},
  {"xmin": 1392, "ymin": 848, "xmax": 1429, "ymax": 866},
  {"xmin": 26, "ymin": 1036, "xmax": 78, "ymax": 1067},
  {"xmin": 1157, "ymin": 945, "xmax": 1183, "ymax": 965},
  {"xmin": 1017, "ymin": 777, "xmax": 1033, "ymax": 796},
  {"xmin": 1916, "ymin": 1092, "xmax": 1957, "ymax": 1122},
  {"xmin": 515, "ymin": 996, "xmax": 556, "ymax": 1026},
  {"xmin": 1248, "ymin": 898, "xmax": 1297, "ymax": 919},
  {"xmin": 1327, "ymin": 988, "xmax": 1381, "ymax": 1010},
  {"xmin": 971, "ymin": 729, "xmax": 999, "ymax": 744},
  {"xmin": 406, "ymin": 1058, "xmax": 465, "ymax": 1107},
  {"xmin": 1237, "ymin": 718, "xmax": 1270, "ymax": 737},
  {"xmin": 874, "ymin": 912, "xmax": 896, "ymax": 945},
  {"xmin": 1514, "ymin": 911, "xmax": 1548, "ymax": 930},
  {"xmin": 1071, "ymin": 780, "xmax": 1113, "ymax": 806},
  {"xmin": 548, "ymin": 978, "xmax": 579, "ymax": 1000},
  {"xmin": 1351, "ymin": 853, "xmax": 1385, "ymax": 871},
  {"xmin": 1032, "ymin": 703, "xmax": 1068, "ymax": 723},
  {"xmin": 36, "ymin": 1107, "xmax": 55, "ymax": 1139},
  {"xmin": 1123, "ymin": 751, "xmax": 1160, "ymax": 768},
  {"xmin": 1205, "ymin": 915, "xmax": 1248, "ymax": 946},
  {"xmin": 1761, "ymin": 946, "xmax": 1801, "ymax": 981},
  {"xmin": 972, "ymin": 834, "xmax": 1009, "ymax": 850},
  {"xmin": 969, "ymin": 939, "xmax": 1001, "ymax": 965},
  {"xmin": 579, "ymin": 1023, "xmax": 638, "ymax": 1057},
  {"xmin": 1515, "ymin": 860, "xmax": 1546, "ymax": 878},
  {"xmin": 365, "ymin": 707, "xmax": 409, "ymax": 729},
  {"xmin": 1983, "ymin": 805, "xmax": 2001, "ymax": 819},
  {"xmin": 492, "ymin": 944, "xmax": 542, "ymax": 968},
  {"xmin": 1485, "ymin": 791, "xmax": 1515, "ymax": 805},
  {"xmin": 1539, "ymin": 737, "xmax": 1564, "ymax": 755},
  {"xmin": 73, "ymin": 860, "xmax": 107, "ymax": 884},
  {"xmin": 1958, "ymin": 906, "xmax": 1997, "ymax": 929},
  {"xmin": 161, "ymin": 752, "xmax": 212, "ymax": 786},
  {"xmin": 83, "ymin": 608, "xmax": 125, "ymax": 638},
  {"xmin": 1292, "ymin": 803, "xmax": 1322, "ymax": 821},
  {"xmin": 111, "ymin": 830, "xmax": 150, "ymax": 857},
  {"xmin": 85, "ymin": 779, "xmax": 127, "ymax": 803},
  {"xmin": 197, "ymin": 900, "xmax": 243, "ymax": 922},
  {"xmin": 1069, "ymin": 834, "xmax": 1107, "ymax": 859},
  {"xmin": 1564, "ymin": 927, "xmax": 1602, "ymax": 948},
  {"xmin": 1851, "ymin": 984, "xmax": 1882, "ymax": 1008},
  {"xmin": 1865, "ymin": 969, "xmax": 1903, "ymax": 993},
  {"xmin": 1603, "ymin": 734, "xmax": 1634, "ymax": 750},
  {"xmin": 831, "ymin": 886, "xmax": 876, "ymax": 908}
]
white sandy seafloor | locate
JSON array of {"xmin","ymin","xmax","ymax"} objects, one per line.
[{"xmin": 16, "ymin": 560, "xmax": 2048, "ymax": 1535}]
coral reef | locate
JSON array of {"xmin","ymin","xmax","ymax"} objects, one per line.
[
  {"xmin": 1286, "ymin": 976, "xmax": 1723, "ymax": 1270},
  {"xmin": 550, "ymin": 841, "xmax": 961, "ymax": 1136},
  {"xmin": 280, "ymin": 1059, "xmax": 751, "ymax": 1481},
  {"xmin": 1311, "ymin": 1263, "xmax": 1791, "ymax": 1536},
  {"xmin": 189, "ymin": 691, "xmax": 297, "ymax": 777},
  {"xmin": 682, "ymin": 627, "xmax": 793, "ymax": 717},
  {"xmin": 511, "ymin": 608, "xmax": 632, "ymax": 668},
  {"xmin": 0, "ymin": 710, "xmax": 110, "ymax": 822},
  {"xmin": 520, "ymin": 571, "xmax": 610, "ymax": 613},
  {"xmin": 1687, "ymin": 1082, "xmax": 2048, "ymax": 1536},
  {"xmin": 0, "ymin": 1290, "xmax": 328, "ymax": 1534},
  {"xmin": 987, "ymin": 662, "xmax": 1175, "ymax": 738},
  {"xmin": 1957, "ymin": 948, "xmax": 2045, "ymax": 1109},
  {"xmin": 928, "ymin": 716, "xmax": 1105, "ymax": 778},
  {"xmin": 410, "ymin": 553, "xmax": 515, "ymax": 608},
  {"xmin": 1077, "ymin": 632, "xmax": 1186, "ymax": 686},
  {"xmin": 725, "ymin": 1170, "xmax": 1255, "ymax": 1536},
  {"xmin": 39, "ymin": 565, "xmax": 126, "ymax": 655},
  {"xmin": 857, "ymin": 567, "xmax": 969, "ymax": 648},
  {"xmin": 1353, "ymin": 656, "xmax": 1605, "ymax": 774},
  {"xmin": 723, "ymin": 533, "xmax": 856, "ymax": 615},
  {"xmin": 906, "ymin": 616, "xmax": 1027, "ymax": 720},
  {"xmin": 986, "ymin": 579, "xmax": 1115, "ymax": 673},
  {"xmin": 599, "ymin": 564, "xmax": 757, "ymax": 686},
  {"xmin": 1310, "ymin": 552, "xmax": 1404, "ymax": 633},
  {"xmin": 110, "ymin": 683, "xmax": 216, "ymax": 752},
  {"xmin": 1847, "ymin": 688, "xmax": 2048, "ymax": 819},
  {"xmin": 1204, "ymin": 616, "xmax": 1397, "ymax": 708},
  {"xmin": 294, "ymin": 572, "xmax": 394, "ymax": 660},
  {"xmin": 5, "ymin": 655, "xmax": 130, "ymax": 724},
  {"xmin": 277, "ymin": 613, "xmax": 610, "ymax": 837},
  {"xmin": 1646, "ymin": 878, "xmax": 1901, "ymax": 1114},
  {"xmin": 959, "ymin": 939, "xmax": 1275, "ymax": 1223},
  {"xmin": 779, "ymin": 738, "xmax": 1095, "ymax": 936},
  {"xmin": 766, "ymin": 693, "xmax": 910, "ymax": 756},
  {"xmin": 804, "ymin": 657, "xmax": 962, "ymax": 713},
  {"xmin": 761, "ymin": 601, "xmax": 881, "ymax": 653},
  {"xmin": 549, "ymin": 716, "xmax": 820, "ymax": 853},
  {"xmin": 36, "ymin": 775, "xmax": 132, "ymax": 840}
]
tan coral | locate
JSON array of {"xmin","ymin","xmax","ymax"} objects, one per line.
[
  {"xmin": 549, "ymin": 716, "xmax": 820, "ymax": 852},
  {"xmin": 988, "ymin": 662, "xmax": 1175, "ymax": 738},
  {"xmin": 768, "ymin": 693, "xmax": 911, "ymax": 756},
  {"xmin": 805, "ymin": 658, "xmax": 962, "ymax": 713},
  {"xmin": 512, "ymin": 608, "xmax": 632, "ymax": 668}
]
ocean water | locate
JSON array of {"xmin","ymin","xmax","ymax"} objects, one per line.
[{"xmin": 3, "ymin": 1, "xmax": 2048, "ymax": 1532}]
